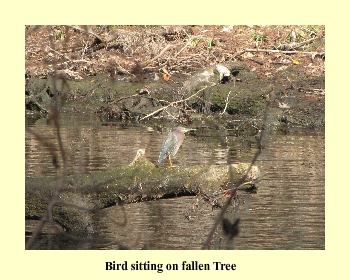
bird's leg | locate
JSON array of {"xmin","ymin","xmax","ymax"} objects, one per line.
[{"xmin": 167, "ymin": 155, "xmax": 174, "ymax": 168}]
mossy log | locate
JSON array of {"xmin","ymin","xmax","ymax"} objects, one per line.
[{"xmin": 25, "ymin": 149, "xmax": 260, "ymax": 232}]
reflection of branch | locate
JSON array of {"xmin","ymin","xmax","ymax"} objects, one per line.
[
  {"xmin": 26, "ymin": 127, "xmax": 59, "ymax": 168},
  {"xmin": 139, "ymin": 83, "xmax": 216, "ymax": 121},
  {"xmin": 201, "ymin": 100, "xmax": 269, "ymax": 250}
]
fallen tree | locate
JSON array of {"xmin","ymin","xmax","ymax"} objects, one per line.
[{"xmin": 25, "ymin": 149, "xmax": 260, "ymax": 233}]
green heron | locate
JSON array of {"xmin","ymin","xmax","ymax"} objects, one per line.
[{"xmin": 158, "ymin": 127, "xmax": 195, "ymax": 168}]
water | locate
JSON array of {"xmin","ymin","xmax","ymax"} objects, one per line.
[
  {"xmin": 25, "ymin": 112, "xmax": 325, "ymax": 249},
  {"xmin": 25, "ymin": 113, "xmax": 257, "ymax": 177}
]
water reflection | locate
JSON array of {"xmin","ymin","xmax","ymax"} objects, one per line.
[
  {"xmin": 25, "ymin": 114, "xmax": 257, "ymax": 177},
  {"xmin": 25, "ymin": 113, "xmax": 324, "ymax": 249},
  {"xmin": 94, "ymin": 197, "xmax": 218, "ymax": 250}
]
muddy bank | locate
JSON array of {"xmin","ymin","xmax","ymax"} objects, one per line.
[
  {"xmin": 25, "ymin": 25, "xmax": 325, "ymax": 127},
  {"xmin": 26, "ymin": 60, "xmax": 324, "ymax": 128}
]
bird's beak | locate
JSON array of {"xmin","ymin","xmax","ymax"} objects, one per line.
[{"xmin": 183, "ymin": 128, "xmax": 196, "ymax": 133}]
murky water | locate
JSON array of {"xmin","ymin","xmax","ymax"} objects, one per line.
[{"xmin": 25, "ymin": 112, "xmax": 325, "ymax": 250}]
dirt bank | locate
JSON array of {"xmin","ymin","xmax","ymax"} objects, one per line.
[
  {"xmin": 25, "ymin": 25, "xmax": 325, "ymax": 80},
  {"xmin": 25, "ymin": 25, "xmax": 325, "ymax": 127}
]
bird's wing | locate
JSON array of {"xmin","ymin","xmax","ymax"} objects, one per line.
[{"xmin": 158, "ymin": 132, "xmax": 178, "ymax": 163}]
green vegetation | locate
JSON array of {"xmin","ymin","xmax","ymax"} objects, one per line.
[
  {"xmin": 207, "ymin": 37, "xmax": 215, "ymax": 51},
  {"xmin": 55, "ymin": 27, "xmax": 67, "ymax": 41},
  {"xmin": 192, "ymin": 37, "xmax": 202, "ymax": 47},
  {"xmin": 250, "ymin": 33, "xmax": 267, "ymax": 43}
]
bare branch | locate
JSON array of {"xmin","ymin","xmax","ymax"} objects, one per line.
[
  {"xmin": 140, "ymin": 43, "xmax": 179, "ymax": 68},
  {"xmin": 245, "ymin": 48, "xmax": 324, "ymax": 56},
  {"xmin": 220, "ymin": 90, "xmax": 231, "ymax": 116},
  {"xmin": 139, "ymin": 83, "xmax": 216, "ymax": 121},
  {"xmin": 66, "ymin": 25, "xmax": 104, "ymax": 44},
  {"xmin": 201, "ymin": 99, "xmax": 269, "ymax": 249}
]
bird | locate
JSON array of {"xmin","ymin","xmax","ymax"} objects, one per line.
[{"xmin": 158, "ymin": 127, "xmax": 195, "ymax": 168}]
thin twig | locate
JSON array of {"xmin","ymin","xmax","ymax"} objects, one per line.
[
  {"xmin": 139, "ymin": 83, "xmax": 216, "ymax": 121},
  {"xmin": 140, "ymin": 43, "xmax": 178, "ymax": 68},
  {"xmin": 201, "ymin": 100, "xmax": 269, "ymax": 249},
  {"xmin": 277, "ymin": 37, "xmax": 317, "ymax": 50},
  {"xmin": 220, "ymin": 90, "xmax": 231, "ymax": 116},
  {"xmin": 245, "ymin": 48, "xmax": 324, "ymax": 56},
  {"xmin": 66, "ymin": 25, "xmax": 104, "ymax": 44},
  {"xmin": 174, "ymin": 35, "xmax": 202, "ymax": 58},
  {"xmin": 26, "ymin": 37, "xmax": 70, "ymax": 250}
]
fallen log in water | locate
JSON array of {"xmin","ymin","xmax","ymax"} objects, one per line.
[{"xmin": 25, "ymin": 149, "xmax": 260, "ymax": 232}]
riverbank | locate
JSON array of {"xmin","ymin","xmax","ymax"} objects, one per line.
[{"xmin": 25, "ymin": 25, "xmax": 325, "ymax": 127}]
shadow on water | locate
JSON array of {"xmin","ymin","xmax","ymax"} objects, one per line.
[{"xmin": 25, "ymin": 113, "xmax": 324, "ymax": 249}]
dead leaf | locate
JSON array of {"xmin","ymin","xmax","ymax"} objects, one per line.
[
  {"xmin": 160, "ymin": 67, "xmax": 171, "ymax": 81},
  {"xmin": 162, "ymin": 73, "xmax": 171, "ymax": 82}
]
